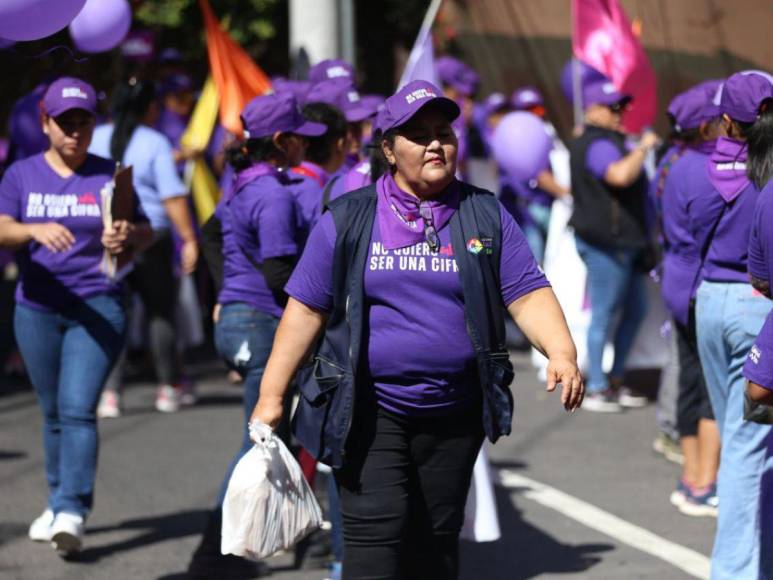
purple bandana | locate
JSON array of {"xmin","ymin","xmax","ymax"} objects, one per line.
[
  {"xmin": 230, "ymin": 162, "xmax": 279, "ymax": 200},
  {"xmin": 707, "ymin": 137, "xmax": 749, "ymax": 203},
  {"xmin": 376, "ymin": 173, "xmax": 459, "ymax": 250}
]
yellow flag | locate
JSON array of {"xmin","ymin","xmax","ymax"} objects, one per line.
[{"xmin": 181, "ymin": 76, "xmax": 221, "ymax": 225}]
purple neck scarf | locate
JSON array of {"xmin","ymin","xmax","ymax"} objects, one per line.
[
  {"xmin": 376, "ymin": 173, "xmax": 460, "ymax": 250},
  {"xmin": 230, "ymin": 162, "xmax": 280, "ymax": 200},
  {"xmin": 707, "ymin": 137, "xmax": 749, "ymax": 202}
]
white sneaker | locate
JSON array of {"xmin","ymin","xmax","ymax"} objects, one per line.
[
  {"xmin": 97, "ymin": 390, "xmax": 122, "ymax": 419},
  {"xmin": 617, "ymin": 386, "xmax": 649, "ymax": 408},
  {"xmin": 155, "ymin": 384, "xmax": 181, "ymax": 413},
  {"xmin": 50, "ymin": 512, "xmax": 84, "ymax": 556},
  {"xmin": 582, "ymin": 390, "xmax": 623, "ymax": 413},
  {"xmin": 28, "ymin": 508, "xmax": 54, "ymax": 542}
]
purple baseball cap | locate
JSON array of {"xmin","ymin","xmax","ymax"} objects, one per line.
[
  {"xmin": 582, "ymin": 78, "xmax": 631, "ymax": 109},
  {"xmin": 306, "ymin": 79, "xmax": 379, "ymax": 123},
  {"xmin": 271, "ymin": 77, "xmax": 312, "ymax": 102},
  {"xmin": 376, "ymin": 80, "xmax": 460, "ymax": 134},
  {"xmin": 360, "ymin": 94, "xmax": 386, "ymax": 115},
  {"xmin": 42, "ymin": 77, "xmax": 98, "ymax": 117},
  {"xmin": 159, "ymin": 73, "xmax": 194, "ymax": 96},
  {"xmin": 241, "ymin": 92, "xmax": 326, "ymax": 139},
  {"xmin": 308, "ymin": 59, "xmax": 355, "ymax": 83},
  {"xmin": 511, "ymin": 86, "xmax": 544, "ymax": 110},
  {"xmin": 436, "ymin": 56, "xmax": 479, "ymax": 97},
  {"xmin": 483, "ymin": 92, "xmax": 509, "ymax": 116},
  {"xmin": 667, "ymin": 79, "xmax": 723, "ymax": 132},
  {"xmin": 720, "ymin": 71, "xmax": 773, "ymax": 123}
]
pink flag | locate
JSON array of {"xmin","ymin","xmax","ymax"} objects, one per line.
[{"xmin": 572, "ymin": 0, "xmax": 656, "ymax": 133}]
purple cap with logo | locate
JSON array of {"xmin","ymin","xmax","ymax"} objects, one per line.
[
  {"xmin": 241, "ymin": 92, "xmax": 326, "ymax": 139},
  {"xmin": 483, "ymin": 92, "xmax": 508, "ymax": 115},
  {"xmin": 306, "ymin": 79, "xmax": 379, "ymax": 122},
  {"xmin": 308, "ymin": 59, "xmax": 355, "ymax": 84},
  {"xmin": 376, "ymin": 80, "xmax": 460, "ymax": 134},
  {"xmin": 360, "ymin": 94, "xmax": 386, "ymax": 115},
  {"xmin": 667, "ymin": 79, "xmax": 723, "ymax": 132},
  {"xmin": 159, "ymin": 73, "xmax": 194, "ymax": 96},
  {"xmin": 42, "ymin": 77, "xmax": 98, "ymax": 117},
  {"xmin": 511, "ymin": 86, "xmax": 544, "ymax": 110},
  {"xmin": 720, "ymin": 71, "xmax": 773, "ymax": 123},
  {"xmin": 436, "ymin": 56, "xmax": 479, "ymax": 97},
  {"xmin": 582, "ymin": 78, "xmax": 631, "ymax": 109}
]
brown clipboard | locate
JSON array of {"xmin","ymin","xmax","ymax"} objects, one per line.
[{"xmin": 111, "ymin": 164, "xmax": 135, "ymax": 273}]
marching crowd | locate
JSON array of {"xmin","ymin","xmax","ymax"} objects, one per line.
[{"xmin": 0, "ymin": 46, "xmax": 772, "ymax": 580}]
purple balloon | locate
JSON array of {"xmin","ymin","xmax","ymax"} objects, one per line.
[
  {"xmin": 491, "ymin": 112, "xmax": 552, "ymax": 181},
  {"xmin": 560, "ymin": 59, "xmax": 607, "ymax": 104},
  {"xmin": 0, "ymin": 0, "xmax": 86, "ymax": 42},
  {"xmin": 69, "ymin": 0, "xmax": 132, "ymax": 54}
]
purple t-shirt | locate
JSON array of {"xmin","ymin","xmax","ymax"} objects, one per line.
[
  {"xmin": 217, "ymin": 171, "xmax": 299, "ymax": 318},
  {"xmin": 0, "ymin": 153, "xmax": 147, "ymax": 311},
  {"xmin": 659, "ymin": 148, "xmax": 708, "ymax": 326},
  {"xmin": 686, "ymin": 157, "xmax": 761, "ymax": 284},
  {"xmin": 748, "ymin": 183, "xmax": 773, "ymax": 284},
  {"xmin": 586, "ymin": 139, "xmax": 623, "ymax": 180},
  {"xmin": 288, "ymin": 161, "xmax": 329, "ymax": 244},
  {"xmin": 285, "ymin": 197, "xmax": 549, "ymax": 415},
  {"xmin": 744, "ymin": 311, "xmax": 773, "ymax": 390}
]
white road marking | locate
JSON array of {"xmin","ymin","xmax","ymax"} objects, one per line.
[{"xmin": 498, "ymin": 469, "xmax": 711, "ymax": 579}]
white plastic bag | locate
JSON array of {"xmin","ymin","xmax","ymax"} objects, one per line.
[{"xmin": 221, "ymin": 422, "xmax": 324, "ymax": 560}]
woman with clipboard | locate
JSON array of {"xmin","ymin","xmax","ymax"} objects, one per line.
[{"xmin": 0, "ymin": 77, "xmax": 152, "ymax": 556}]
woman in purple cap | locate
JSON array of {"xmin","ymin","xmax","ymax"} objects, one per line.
[
  {"xmin": 653, "ymin": 81, "xmax": 723, "ymax": 517},
  {"xmin": 250, "ymin": 79, "xmax": 583, "ymax": 579},
  {"xmin": 0, "ymin": 77, "xmax": 152, "ymax": 556},
  {"xmin": 189, "ymin": 92, "xmax": 326, "ymax": 578},
  {"xmin": 569, "ymin": 77, "xmax": 659, "ymax": 413},
  {"xmin": 687, "ymin": 71, "xmax": 773, "ymax": 578}
]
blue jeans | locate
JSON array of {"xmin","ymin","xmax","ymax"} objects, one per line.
[
  {"xmin": 575, "ymin": 238, "xmax": 648, "ymax": 392},
  {"xmin": 523, "ymin": 202, "xmax": 552, "ymax": 264},
  {"xmin": 695, "ymin": 281, "xmax": 773, "ymax": 580},
  {"xmin": 214, "ymin": 303, "xmax": 279, "ymax": 504},
  {"xmin": 14, "ymin": 294, "xmax": 126, "ymax": 517}
]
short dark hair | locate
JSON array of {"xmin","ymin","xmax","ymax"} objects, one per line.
[
  {"xmin": 300, "ymin": 103, "xmax": 347, "ymax": 166},
  {"xmin": 225, "ymin": 136, "xmax": 280, "ymax": 171}
]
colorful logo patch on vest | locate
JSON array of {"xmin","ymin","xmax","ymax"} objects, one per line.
[{"xmin": 466, "ymin": 237, "xmax": 493, "ymax": 255}]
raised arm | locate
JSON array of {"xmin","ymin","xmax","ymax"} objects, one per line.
[
  {"xmin": 604, "ymin": 131, "xmax": 659, "ymax": 188},
  {"xmin": 250, "ymin": 298, "xmax": 328, "ymax": 428},
  {"xmin": 507, "ymin": 286, "xmax": 584, "ymax": 411}
]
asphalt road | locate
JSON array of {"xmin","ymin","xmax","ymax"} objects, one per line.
[{"xmin": 0, "ymin": 351, "xmax": 715, "ymax": 580}]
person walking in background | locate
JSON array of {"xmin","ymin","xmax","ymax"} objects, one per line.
[
  {"xmin": 190, "ymin": 92, "xmax": 326, "ymax": 579},
  {"xmin": 688, "ymin": 72, "xmax": 773, "ymax": 579},
  {"xmin": 655, "ymin": 81, "xmax": 723, "ymax": 517},
  {"xmin": 251, "ymin": 80, "xmax": 584, "ymax": 580},
  {"xmin": 89, "ymin": 78, "xmax": 199, "ymax": 416},
  {"xmin": 0, "ymin": 77, "xmax": 152, "ymax": 556},
  {"xmin": 569, "ymin": 75, "xmax": 658, "ymax": 413}
]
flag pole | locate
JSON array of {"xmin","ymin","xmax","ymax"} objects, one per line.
[{"xmin": 570, "ymin": 1, "xmax": 584, "ymax": 131}]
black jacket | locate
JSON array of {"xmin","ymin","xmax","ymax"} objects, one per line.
[
  {"xmin": 569, "ymin": 125, "xmax": 648, "ymax": 250},
  {"xmin": 292, "ymin": 182, "xmax": 516, "ymax": 468}
]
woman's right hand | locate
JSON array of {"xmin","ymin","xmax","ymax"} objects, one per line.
[
  {"xmin": 28, "ymin": 222, "xmax": 75, "ymax": 253},
  {"xmin": 250, "ymin": 394, "xmax": 284, "ymax": 433}
]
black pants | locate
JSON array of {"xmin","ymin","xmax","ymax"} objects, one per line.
[
  {"xmin": 676, "ymin": 314, "xmax": 714, "ymax": 437},
  {"xmin": 335, "ymin": 399, "xmax": 484, "ymax": 580},
  {"xmin": 105, "ymin": 230, "xmax": 179, "ymax": 388}
]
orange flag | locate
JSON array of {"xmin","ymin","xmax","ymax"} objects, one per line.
[{"xmin": 199, "ymin": 0, "xmax": 272, "ymax": 135}]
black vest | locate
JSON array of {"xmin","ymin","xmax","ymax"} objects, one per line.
[
  {"xmin": 569, "ymin": 126, "xmax": 648, "ymax": 249},
  {"xmin": 292, "ymin": 182, "xmax": 516, "ymax": 468}
]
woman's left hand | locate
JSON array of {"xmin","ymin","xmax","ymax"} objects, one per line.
[
  {"xmin": 546, "ymin": 356, "xmax": 584, "ymax": 412},
  {"xmin": 101, "ymin": 220, "xmax": 135, "ymax": 255}
]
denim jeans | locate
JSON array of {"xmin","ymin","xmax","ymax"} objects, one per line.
[
  {"xmin": 14, "ymin": 294, "xmax": 126, "ymax": 517},
  {"xmin": 575, "ymin": 238, "xmax": 648, "ymax": 392},
  {"xmin": 522, "ymin": 202, "xmax": 552, "ymax": 264},
  {"xmin": 214, "ymin": 302, "xmax": 279, "ymax": 504},
  {"xmin": 695, "ymin": 281, "xmax": 773, "ymax": 580}
]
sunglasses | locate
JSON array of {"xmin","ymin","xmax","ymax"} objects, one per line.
[{"xmin": 607, "ymin": 102, "xmax": 627, "ymax": 114}]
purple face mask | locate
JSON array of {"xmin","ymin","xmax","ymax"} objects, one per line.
[{"xmin": 707, "ymin": 137, "xmax": 749, "ymax": 202}]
